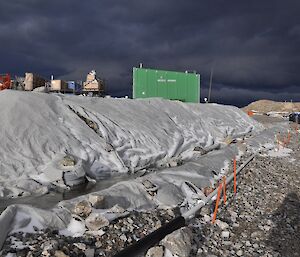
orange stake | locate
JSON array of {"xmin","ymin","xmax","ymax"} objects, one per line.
[
  {"xmin": 233, "ymin": 158, "xmax": 237, "ymax": 194},
  {"xmin": 223, "ymin": 176, "xmax": 227, "ymax": 204},
  {"xmin": 212, "ymin": 183, "xmax": 223, "ymax": 224}
]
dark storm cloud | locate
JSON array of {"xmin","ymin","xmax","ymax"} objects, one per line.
[{"xmin": 0, "ymin": 0, "xmax": 299, "ymax": 106}]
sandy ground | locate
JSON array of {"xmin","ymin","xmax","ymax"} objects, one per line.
[{"xmin": 243, "ymin": 99, "xmax": 300, "ymax": 113}]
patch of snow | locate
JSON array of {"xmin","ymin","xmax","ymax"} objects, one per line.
[{"xmin": 59, "ymin": 218, "xmax": 86, "ymax": 237}]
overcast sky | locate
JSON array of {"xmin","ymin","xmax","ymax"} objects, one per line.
[{"xmin": 0, "ymin": 0, "xmax": 299, "ymax": 106}]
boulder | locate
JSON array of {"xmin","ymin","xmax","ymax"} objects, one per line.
[
  {"xmin": 88, "ymin": 194, "xmax": 104, "ymax": 209},
  {"xmin": 85, "ymin": 213, "xmax": 109, "ymax": 231},
  {"xmin": 108, "ymin": 204, "xmax": 126, "ymax": 213},
  {"xmin": 145, "ymin": 246, "xmax": 164, "ymax": 257},
  {"xmin": 161, "ymin": 227, "xmax": 192, "ymax": 257},
  {"xmin": 72, "ymin": 200, "xmax": 92, "ymax": 218}
]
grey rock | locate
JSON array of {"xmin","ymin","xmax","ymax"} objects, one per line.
[
  {"xmin": 85, "ymin": 213, "xmax": 109, "ymax": 231},
  {"xmin": 120, "ymin": 234, "xmax": 127, "ymax": 241},
  {"xmin": 196, "ymin": 248, "xmax": 203, "ymax": 255},
  {"xmin": 251, "ymin": 231, "xmax": 261, "ymax": 238},
  {"xmin": 233, "ymin": 243, "xmax": 242, "ymax": 249},
  {"xmin": 108, "ymin": 204, "xmax": 126, "ymax": 213},
  {"xmin": 42, "ymin": 240, "xmax": 58, "ymax": 251},
  {"xmin": 59, "ymin": 156, "xmax": 76, "ymax": 167},
  {"xmin": 166, "ymin": 208, "xmax": 175, "ymax": 218},
  {"xmin": 88, "ymin": 194, "xmax": 104, "ymax": 209},
  {"xmin": 221, "ymin": 231, "xmax": 230, "ymax": 238},
  {"xmin": 26, "ymin": 251, "xmax": 34, "ymax": 257},
  {"xmin": 203, "ymin": 214, "xmax": 211, "ymax": 223},
  {"xmin": 236, "ymin": 250, "xmax": 243, "ymax": 256},
  {"xmin": 216, "ymin": 220, "xmax": 229, "ymax": 230},
  {"xmin": 54, "ymin": 251, "xmax": 69, "ymax": 257},
  {"xmin": 168, "ymin": 159, "xmax": 179, "ymax": 167},
  {"xmin": 145, "ymin": 246, "xmax": 164, "ymax": 257},
  {"xmin": 72, "ymin": 200, "xmax": 92, "ymax": 217},
  {"xmin": 73, "ymin": 242, "xmax": 86, "ymax": 251},
  {"xmin": 127, "ymin": 217, "xmax": 134, "ymax": 224},
  {"xmin": 95, "ymin": 241, "xmax": 102, "ymax": 248},
  {"xmin": 202, "ymin": 246, "xmax": 208, "ymax": 252},
  {"xmin": 85, "ymin": 248, "xmax": 95, "ymax": 257},
  {"xmin": 200, "ymin": 206, "xmax": 210, "ymax": 215},
  {"xmin": 42, "ymin": 250, "xmax": 50, "ymax": 257},
  {"xmin": 222, "ymin": 241, "xmax": 232, "ymax": 246},
  {"xmin": 241, "ymin": 232, "xmax": 247, "ymax": 238},
  {"xmin": 161, "ymin": 227, "xmax": 192, "ymax": 257}
]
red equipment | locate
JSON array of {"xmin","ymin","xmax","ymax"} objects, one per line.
[{"xmin": 0, "ymin": 74, "xmax": 11, "ymax": 91}]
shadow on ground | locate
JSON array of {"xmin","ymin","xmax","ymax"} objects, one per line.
[{"xmin": 266, "ymin": 192, "xmax": 300, "ymax": 257}]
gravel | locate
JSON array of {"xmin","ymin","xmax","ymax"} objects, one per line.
[
  {"xmin": 1, "ymin": 209, "xmax": 178, "ymax": 257},
  {"xmin": 188, "ymin": 123, "xmax": 300, "ymax": 257}
]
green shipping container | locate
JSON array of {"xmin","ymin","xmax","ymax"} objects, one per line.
[{"xmin": 133, "ymin": 67, "xmax": 200, "ymax": 103}]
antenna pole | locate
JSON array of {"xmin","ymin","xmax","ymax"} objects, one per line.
[{"xmin": 208, "ymin": 67, "xmax": 213, "ymax": 103}]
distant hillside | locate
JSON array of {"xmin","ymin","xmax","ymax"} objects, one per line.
[{"xmin": 243, "ymin": 100, "xmax": 300, "ymax": 113}]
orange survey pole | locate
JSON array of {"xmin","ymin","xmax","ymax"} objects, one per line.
[
  {"xmin": 233, "ymin": 158, "xmax": 237, "ymax": 194},
  {"xmin": 222, "ymin": 176, "xmax": 226, "ymax": 204},
  {"xmin": 286, "ymin": 131, "xmax": 290, "ymax": 145},
  {"xmin": 212, "ymin": 183, "xmax": 223, "ymax": 224}
]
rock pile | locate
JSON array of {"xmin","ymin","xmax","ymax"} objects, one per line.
[{"xmin": 1, "ymin": 209, "xmax": 177, "ymax": 257}]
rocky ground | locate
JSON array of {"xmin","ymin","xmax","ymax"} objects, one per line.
[
  {"xmin": 190, "ymin": 123, "xmax": 300, "ymax": 257},
  {"xmin": 1, "ymin": 120, "xmax": 299, "ymax": 257},
  {"xmin": 1, "ymin": 208, "xmax": 178, "ymax": 257}
]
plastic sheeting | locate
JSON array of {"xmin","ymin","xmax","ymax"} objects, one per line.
[
  {"xmin": 0, "ymin": 91, "xmax": 263, "ymax": 197},
  {"xmin": 0, "ymin": 123, "xmax": 289, "ymax": 250},
  {"xmin": 0, "ymin": 204, "xmax": 70, "ymax": 251}
]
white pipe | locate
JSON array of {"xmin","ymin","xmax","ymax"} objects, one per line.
[{"xmin": 182, "ymin": 150, "xmax": 260, "ymax": 220}]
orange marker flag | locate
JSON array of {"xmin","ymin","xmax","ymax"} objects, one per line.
[{"xmin": 212, "ymin": 183, "xmax": 223, "ymax": 224}]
